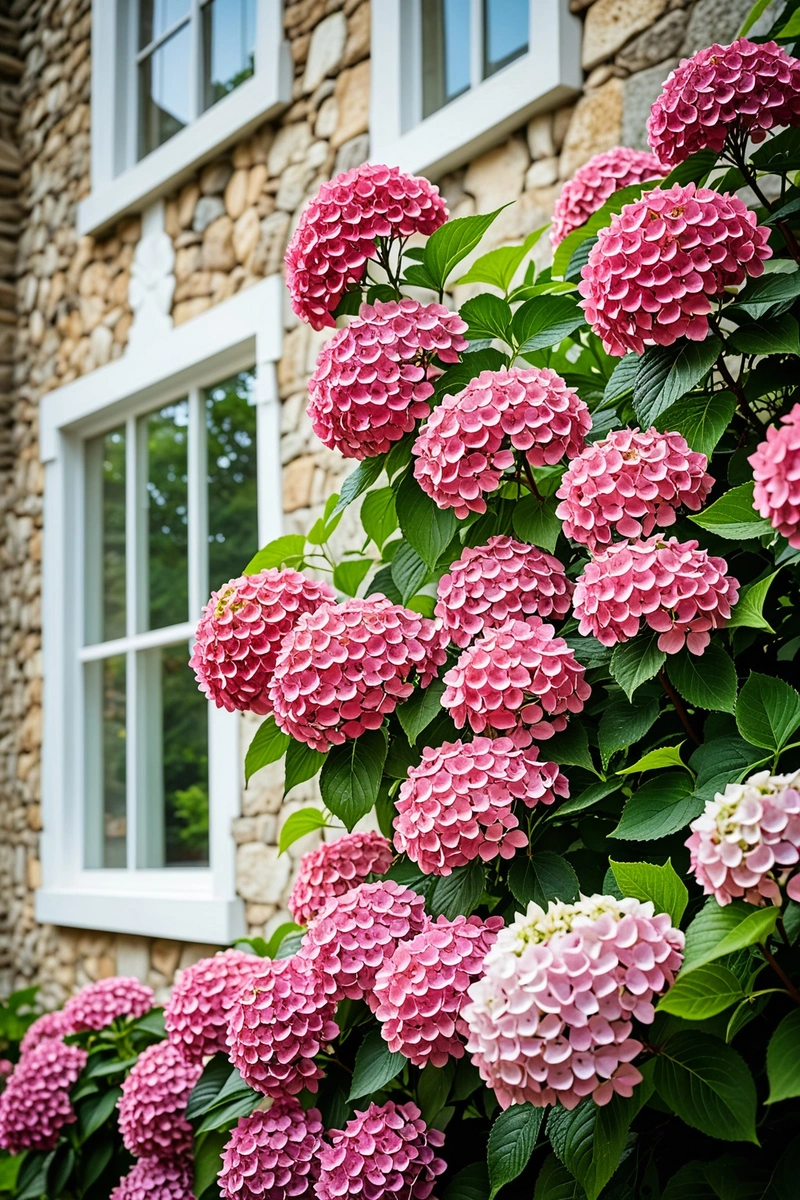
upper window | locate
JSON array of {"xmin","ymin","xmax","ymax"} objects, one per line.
[{"xmin": 421, "ymin": 0, "xmax": 529, "ymax": 120}]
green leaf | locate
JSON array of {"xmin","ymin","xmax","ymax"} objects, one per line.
[
  {"xmin": 193, "ymin": 1130, "xmax": 228, "ymax": 1197},
  {"xmin": 460, "ymin": 294, "xmax": 513, "ymax": 342},
  {"xmin": 186, "ymin": 1054, "xmax": 240, "ymax": 1119},
  {"xmin": 284, "ymin": 740, "xmax": 328, "ymax": 796},
  {"xmin": 0, "ymin": 1153, "xmax": 23, "ymax": 1192},
  {"xmin": 511, "ymin": 295, "xmax": 585, "ymax": 354},
  {"xmin": 667, "ymin": 643, "xmax": 738, "ymax": 714},
  {"xmin": 434, "ymin": 348, "xmax": 509, "ymax": 402},
  {"xmin": 609, "ymin": 636, "xmax": 666, "ymax": 701},
  {"xmin": 598, "ymin": 697, "xmax": 659, "ymax": 770},
  {"xmin": 552, "ymin": 181, "xmax": 657, "ymax": 279},
  {"xmin": 307, "ymin": 492, "xmax": 343, "ymax": 544},
  {"xmin": 487, "ymin": 1104, "xmax": 543, "ymax": 1198},
  {"xmin": 424, "ymin": 208, "xmax": 510, "ymax": 291},
  {"xmin": 617, "ymin": 743, "xmax": 687, "ymax": 775},
  {"xmin": 14, "ymin": 1152, "xmax": 54, "ymax": 1200},
  {"xmin": 610, "ymin": 858, "xmax": 688, "ymax": 925},
  {"xmin": 766, "ymin": 1010, "xmax": 800, "ymax": 1103},
  {"xmin": 729, "ymin": 269, "xmax": 800, "ymax": 319},
  {"xmin": 691, "ymin": 482, "xmax": 774, "ymax": 540},
  {"xmin": 545, "ymin": 722, "xmax": 595, "ymax": 773},
  {"xmin": 445, "ymin": 1163, "xmax": 491, "ymax": 1200},
  {"xmin": 729, "ymin": 313, "xmax": 800, "ymax": 356},
  {"xmin": 395, "ymin": 472, "xmax": 458, "ymax": 568},
  {"xmin": 454, "ymin": 226, "xmax": 547, "ymax": 291},
  {"xmin": 278, "ymin": 807, "xmax": 328, "ymax": 854},
  {"xmin": 739, "ymin": 0, "xmax": 774, "ymax": 35},
  {"xmin": 657, "ymin": 964, "xmax": 744, "ymax": 1019},
  {"xmin": 244, "ymin": 533, "xmax": 305, "ymax": 573},
  {"xmin": 369, "ymin": 563, "xmax": 402, "ymax": 604},
  {"xmin": 512, "ymin": 494, "xmax": 560, "ymax": 553},
  {"xmin": 331, "ymin": 456, "xmax": 387, "ymax": 518},
  {"xmin": 727, "ymin": 572, "xmax": 779, "ymax": 632},
  {"xmin": 656, "ymin": 390, "xmax": 736, "ymax": 459},
  {"xmin": 77, "ymin": 1086, "xmax": 122, "ymax": 1142},
  {"xmin": 547, "ymin": 1088, "xmax": 648, "ymax": 1200},
  {"xmin": 633, "ymin": 337, "xmax": 721, "ymax": 426},
  {"xmin": 397, "ymin": 679, "xmax": 446, "ymax": 745},
  {"xmin": 690, "ymin": 736, "xmax": 766, "ymax": 799},
  {"xmin": 348, "ymin": 1028, "xmax": 406, "ymax": 1100},
  {"xmin": 319, "ymin": 729, "xmax": 388, "ymax": 831},
  {"xmin": 682, "ymin": 899, "xmax": 779, "ymax": 973},
  {"xmin": 418, "ymin": 1061, "xmax": 455, "ymax": 1123},
  {"xmin": 612, "ymin": 772, "xmax": 702, "ymax": 841},
  {"xmin": 533, "ymin": 1154, "xmax": 587, "ymax": 1199},
  {"xmin": 736, "ymin": 671, "xmax": 800, "ymax": 750},
  {"xmin": 661, "ymin": 150, "xmax": 720, "ymax": 189},
  {"xmin": 391, "ymin": 542, "xmax": 429, "ymax": 602},
  {"xmin": 245, "ymin": 716, "xmax": 290, "ymax": 785},
  {"xmin": 654, "ymin": 1031, "xmax": 758, "ymax": 1143},
  {"xmin": 508, "ymin": 852, "xmax": 580, "ymax": 908},
  {"xmin": 603, "ymin": 353, "xmax": 639, "ymax": 406},
  {"xmin": 553, "ymin": 778, "xmax": 622, "ymax": 819},
  {"xmin": 334, "ymin": 557, "xmax": 373, "ymax": 596},
  {"xmin": 430, "ymin": 860, "xmax": 485, "ymax": 920}
]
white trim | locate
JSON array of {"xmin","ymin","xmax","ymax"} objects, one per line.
[{"xmin": 36, "ymin": 889, "xmax": 246, "ymax": 944}]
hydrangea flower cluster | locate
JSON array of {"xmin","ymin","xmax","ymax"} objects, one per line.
[
  {"xmin": 555, "ymin": 427, "xmax": 713, "ymax": 550},
  {"xmin": 164, "ymin": 949, "xmax": 258, "ymax": 1062},
  {"xmin": 687, "ymin": 770, "xmax": 800, "ymax": 906},
  {"xmin": 117, "ymin": 1041, "xmax": 201, "ymax": 1159},
  {"xmin": 413, "ymin": 367, "xmax": 591, "ymax": 518},
  {"xmin": 288, "ymin": 830, "xmax": 394, "ymax": 926},
  {"xmin": 393, "ymin": 737, "xmax": 568, "ymax": 874},
  {"xmin": 442, "ymin": 617, "xmax": 590, "ymax": 737},
  {"xmin": 750, "ymin": 404, "xmax": 800, "ymax": 548},
  {"xmin": 218, "ymin": 1099, "xmax": 324, "ymax": 1200},
  {"xmin": 551, "ymin": 147, "xmax": 665, "ymax": 246},
  {"xmin": 191, "ymin": 568, "xmax": 336, "ymax": 717},
  {"xmin": 315, "ymin": 1101, "xmax": 446, "ymax": 1200},
  {"xmin": 110, "ymin": 1158, "xmax": 194, "ymax": 1200},
  {"xmin": 464, "ymin": 896, "xmax": 684, "ymax": 1110},
  {"xmin": 285, "ymin": 164, "xmax": 448, "ymax": 329},
  {"xmin": 0, "ymin": 1040, "xmax": 87, "ymax": 1153},
  {"xmin": 374, "ymin": 915, "xmax": 503, "ymax": 1067},
  {"xmin": 579, "ymin": 183, "xmax": 771, "ymax": 356},
  {"xmin": 435, "ymin": 537, "xmax": 573, "ymax": 648},
  {"xmin": 308, "ymin": 299, "xmax": 468, "ymax": 460},
  {"xmin": 573, "ymin": 536, "xmax": 739, "ymax": 655},
  {"xmin": 19, "ymin": 1008, "xmax": 69, "ymax": 1054},
  {"xmin": 648, "ymin": 38, "xmax": 800, "ymax": 167},
  {"xmin": 62, "ymin": 976, "xmax": 154, "ymax": 1032},
  {"xmin": 269, "ymin": 596, "xmax": 448, "ymax": 752}
]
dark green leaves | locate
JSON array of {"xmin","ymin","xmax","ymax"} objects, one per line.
[
  {"xmin": 348, "ymin": 1028, "xmax": 406, "ymax": 1101},
  {"xmin": 632, "ymin": 337, "xmax": 721, "ymax": 426},
  {"xmin": 690, "ymin": 736, "xmax": 766, "ymax": 800},
  {"xmin": 729, "ymin": 268, "xmax": 800, "ymax": 319},
  {"xmin": 487, "ymin": 1104, "xmax": 543, "ymax": 1198},
  {"xmin": 396, "ymin": 472, "xmax": 458, "ymax": 568},
  {"xmin": 430, "ymin": 860, "xmax": 485, "ymax": 919},
  {"xmin": 512, "ymin": 495, "xmax": 560, "ymax": 552},
  {"xmin": 460, "ymin": 294, "xmax": 513, "ymax": 342},
  {"xmin": 766, "ymin": 1010, "xmax": 800, "ymax": 1103},
  {"xmin": 332, "ymin": 456, "xmax": 387, "ymax": 518},
  {"xmin": 728, "ymin": 572, "xmax": 779, "ymax": 632},
  {"xmin": 654, "ymin": 1032, "xmax": 758, "ymax": 1143},
  {"xmin": 729, "ymin": 313, "xmax": 800, "ymax": 356},
  {"xmin": 611, "ymin": 773, "xmax": 702, "ymax": 841},
  {"xmin": 547, "ymin": 1089, "xmax": 647, "ymax": 1200},
  {"xmin": 361, "ymin": 487, "xmax": 398, "ymax": 549},
  {"xmin": 667, "ymin": 643, "xmax": 737, "ymax": 713},
  {"xmin": 424, "ymin": 208, "xmax": 509, "ymax": 292},
  {"xmin": 682, "ymin": 898, "xmax": 778, "ymax": 972},
  {"xmin": 597, "ymin": 697, "xmax": 659, "ymax": 769},
  {"xmin": 319, "ymin": 729, "xmax": 388, "ymax": 830},
  {"xmin": 657, "ymin": 963, "xmax": 744, "ymax": 1020},
  {"xmin": 610, "ymin": 858, "xmax": 688, "ymax": 925},
  {"xmin": 391, "ymin": 542, "xmax": 429, "ymax": 602},
  {"xmin": 736, "ymin": 671, "xmax": 800, "ymax": 751},
  {"xmin": 284, "ymin": 740, "xmax": 328, "ymax": 796},
  {"xmin": 455, "ymin": 226, "xmax": 547, "ymax": 291},
  {"xmin": 245, "ymin": 716, "xmax": 289, "ymax": 785},
  {"xmin": 397, "ymin": 679, "xmax": 445, "ymax": 745},
  {"xmin": 186, "ymin": 1055, "xmax": 260, "ymax": 1132},
  {"xmin": 691, "ymin": 482, "xmax": 774, "ymax": 539},
  {"xmin": 511, "ymin": 295, "xmax": 585, "ymax": 354},
  {"xmin": 508, "ymin": 852, "xmax": 580, "ymax": 908},
  {"xmin": 656, "ymin": 390, "xmax": 736, "ymax": 459},
  {"xmin": 609, "ymin": 636, "xmax": 666, "ymax": 700}
]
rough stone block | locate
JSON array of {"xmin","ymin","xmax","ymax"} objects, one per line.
[
  {"xmin": 582, "ymin": 0, "xmax": 668, "ymax": 71},
  {"xmin": 622, "ymin": 58, "xmax": 678, "ymax": 150},
  {"xmin": 560, "ymin": 78, "xmax": 624, "ymax": 177}
]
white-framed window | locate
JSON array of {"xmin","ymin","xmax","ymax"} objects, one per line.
[
  {"xmin": 370, "ymin": 0, "xmax": 582, "ymax": 180},
  {"xmin": 80, "ymin": 0, "xmax": 291, "ymax": 236},
  {"xmin": 37, "ymin": 276, "xmax": 284, "ymax": 942}
]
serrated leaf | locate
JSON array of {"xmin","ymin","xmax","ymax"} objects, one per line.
[
  {"xmin": 508, "ymin": 852, "xmax": 580, "ymax": 908},
  {"xmin": 657, "ymin": 964, "xmax": 744, "ymax": 1019},
  {"xmin": 534, "ymin": 1154, "xmax": 587, "ymax": 1199},
  {"xmin": 77, "ymin": 1087, "xmax": 122, "ymax": 1142},
  {"xmin": 397, "ymin": 679, "xmax": 446, "ymax": 745},
  {"xmin": 512, "ymin": 494, "xmax": 560, "ymax": 552},
  {"xmin": 395, "ymin": 471, "xmax": 458, "ymax": 568},
  {"xmin": 391, "ymin": 541, "xmax": 429, "ymax": 602},
  {"xmin": 278, "ymin": 807, "xmax": 328, "ymax": 854},
  {"xmin": 348, "ymin": 1028, "xmax": 406, "ymax": 1100},
  {"xmin": 460, "ymin": 294, "xmax": 513, "ymax": 342},
  {"xmin": 553, "ymin": 778, "xmax": 622, "ymax": 819},
  {"xmin": 690, "ymin": 482, "xmax": 773, "ymax": 539},
  {"xmin": 430, "ymin": 860, "xmax": 485, "ymax": 920},
  {"xmin": 767, "ymin": 1010, "xmax": 800, "ymax": 1103},
  {"xmin": 656, "ymin": 390, "xmax": 736, "ymax": 459},
  {"xmin": 331, "ymin": 456, "xmax": 387, "ymax": 518},
  {"xmin": 545, "ymin": 722, "xmax": 595, "ymax": 773},
  {"xmin": 547, "ymin": 1087, "xmax": 649, "ymax": 1200},
  {"xmin": 617, "ymin": 743, "xmax": 687, "ymax": 775},
  {"xmin": 667, "ymin": 643, "xmax": 738, "ymax": 713},
  {"xmin": 612, "ymin": 772, "xmax": 702, "ymax": 840},
  {"xmin": 661, "ymin": 1162, "xmax": 717, "ymax": 1200},
  {"xmin": 633, "ymin": 337, "xmax": 721, "ymax": 426},
  {"xmin": 736, "ymin": 671, "xmax": 800, "ymax": 750},
  {"xmin": 602, "ymin": 354, "xmax": 640, "ymax": 405},
  {"xmin": 319, "ymin": 729, "xmax": 387, "ymax": 831},
  {"xmin": 445, "ymin": 1163, "xmax": 492, "ymax": 1200},
  {"xmin": 654, "ymin": 1031, "xmax": 758, "ymax": 1143},
  {"xmin": 610, "ymin": 858, "xmax": 688, "ymax": 925},
  {"xmin": 727, "ymin": 571, "xmax": 779, "ymax": 632},
  {"xmin": 334, "ymin": 557, "xmax": 372, "ymax": 596},
  {"xmin": 245, "ymin": 716, "xmax": 290, "ymax": 785},
  {"xmin": 661, "ymin": 149, "xmax": 719, "ymax": 188},
  {"xmin": 598, "ymin": 698, "xmax": 659, "ymax": 769},
  {"xmin": 284, "ymin": 740, "xmax": 328, "ymax": 796},
  {"xmin": 454, "ymin": 226, "xmax": 547, "ymax": 291},
  {"xmin": 728, "ymin": 268, "xmax": 800, "ymax": 319},
  {"xmin": 682, "ymin": 899, "xmax": 779, "ymax": 972},
  {"xmin": 609, "ymin": 636, "xmax": 666, "ymax": 701},
  {"xmin": 511, "ymin": 295, "xmax": 585, "ymax": 354},
  {"xmin": 690, "ymin": 736, "xmax": 766, "ymax": 799},
  {"xmin": 487, "ymin": 1104, "xmax": 543, "ymax": 1198},
  {"xmin": 424, "ymin": 207, "xmax": 510, "ymax": 291},
  {"xmin": 729, "ymin": 313, "xmax": 800, "ymax": 356},
  {"xmin": 244, "ymin": 533, "xmax": 305, "ymax": 574},
  {"xmin": 361, "ymin": 487, "xmax": 398, "ymax": 549}
]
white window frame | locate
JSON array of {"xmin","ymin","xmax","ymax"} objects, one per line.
[
  {"xmin": 370, "ymin": 0, "xmax": 582, "ymax": 180},
  {"xmin": 80, "ymin": 0, "xmax": 291, "ymax": 236},
  {"xmin": 37, "ymin": 275, "xmax": 284, "ymax": 942}
]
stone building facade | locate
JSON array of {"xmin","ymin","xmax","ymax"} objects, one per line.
[{"xmin": 0, "ymin": 0, "xmax": 769, "ymax": 1004}]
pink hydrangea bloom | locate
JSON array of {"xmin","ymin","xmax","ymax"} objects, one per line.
[
  {"xmin": 413, "ymin": 367, "xmax": 591, "ymax": 518},
  {"xmin": 442, "ymin": 617, "xmax": 590, "ymax": 737},
  {"xmin": 164, "ymin": 949, "xmax": 258, "ymax": 1063},
  {"xmin": 62, "ymin": 976, "xmax": 153, "ymax": 1032},
  {"xmin": 110, "ymin": 1158, "xmax": 194, "ymax": 1200},
  {"xmin": 117, "ymin": 1041, "xmax": 201, "ymax": 1159},
  {"xmin": 555, "ymin": 427, "xmax": 713, "ymax": 551},
  {"xmin": 579, "ymin": 184, "xmax": 771, "ymax": 356},
  {"xmin": 300, "ymin": 880, "xmax": 428, "ymax": 1006},
  {"xmin": 269, "ymin": 596, "xmax": 448, "ymax": 752},
  {"xmin": 308, "ymin": 299, "xmax": 468, "ymax": 460},
  {"xmin": 218, "ymin": 1098, "xmax": 324, "ymax": 1200},
  {"xmin": 464, "ymin": 895, "xmax": 684, "ymax": 1110},
  {"xmin": 573, "ymin": 536, "xmax": 739, "ymax": 655},
  {"xmin": 191, "ymin": 568, "xmax": 336, "ymax": 716},
  {"xmin": 648, "ymin": 38, "xmax": 800, "ymax": 167},
  {"xmin": 551, "ymin": 147, "xmax": 665, "ymax": 246},
  {"xmin": 393, "ymin": 736, "xmax": 568, "ymax": 875},
  {"xmin": 750, "ymin": 404, "xmax": 800, "ymax": 548},
  {"xmin": 19, "ymin": 1009, "xmax": 69, "ymax": 1054},
  {"xmin": 435, "ymin": 537, "xmax": 573, "ymax": 648},
  {"xmin": 285, "ymin": 164, "xmax": 448, "ymax": 329},
  {"xmin": 687, "ymin": 770, "xmax": 800, "ymax": 906},
  {"xmin": 227, "ymin": 956, "xmax": 339, "ymax": 1097},
  {"xmin": 0, "ymin": 1040, "xmax": 86, "ymax": 1153},
  {"xmin": 373, "ymin": 915, "xmax": 503, "ymax": 1067},
  {"xmin": 288, "ymin": 831, "xmax": 394, "ymax": 926},
  {"xmin": 316, "ymin": 1101, "xmax": 446, "ymax": 1200}
]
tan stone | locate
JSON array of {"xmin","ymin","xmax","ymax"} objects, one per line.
[
  {"xmin": 114, "ymin": 312, "xmax": 133, "ymax": 344},
  {"xmin": 224, "ymin": 168, "xmax": 249, "ymax": 220},
  {"xmin": 164, "ymin": 198, "xmax": 180, "ymax": 239},
  {"xmin": 27, "ymin": 856, "xmax": 41, "ymax": 890},
  {"xmin": 236, "ymin": 843, "xmax": 291, "ymax": 905},
  {"xmin": 267, "ymin": 122, "xmax": 313, "ymax": 177},
  {"xmin": 174, "ymin": 244, "xmax": 201, "ymax": 282},
  {"xmin": 201, "ymin": 215, "xmax": 236, "ymax": 272},
  {"xmin": 79, "ymin": 260, "xmax": 110, "ymax": 297},
  {"xmin": 315, "ymin": 95, "xmax": 338, "ymax": 139},
  {"xmin": 29, "ymin": 309, "xmax": 44, "ymax": 346},
  {"xmin": 173, "ymin": 296, "xmax": 213, "ymax": 325},
  {"xmin": 79, "ymin": 294, "xmax": 105, "ymax": 333},
  {"xmin": 233, "ymin": 207, "xmax": 260, "ymax": 263},
  {"xmin": 332, "ymin": 60, "xmax": 370, "ymax": 150},
  {"xmin": 245, "ymin": 904, "xmax": 275, "ymax": 927},
  {"xmin": 151, "ymin": 940, "xmax": 181, "ymax": 977},
  {"xmin": 283, "ymin": 455, "xmax": 316, "ymax": 512},
  {"xmin": 27, "ymin": 804, "xmax": 42, "ymax": 832},
  {"xmin": 344, "ymin": 1, "xmax": 370, "ymax": 66},
  {"xmin": 247, "ymin": 163, "xmax": 268, "ymax": 206},
  {"xmin": 119, "ymin": 216, "xmax": 141, "ymax": 243},
  {"xmin": 559, "ymin": 78, "xmax": 624, "ymax": 178},
  {"xmin": 174, "ymin": 271, "xmax": 212, "ymax": 302},
  {"xmin": 527, "ymin": 114, "xmax": 555, "ymax": 160},
  {"xmin": 108, "ymin": 269, "xmax": 130, "ymax": 306},
  {"xmin": 232, "ymin": 139, "xmax": 254, "ymax": 169},
  {"xmin": 464, "ymin": 136, "xmax": 529, "ymax": 213},
  {"xmin": 248, "ymin": 211, "xmax": 291, "ymax": 276},
  {"xmin": 303, "ymin": 11, "xmax": 347, "ymax": 92},
  {"xmin": 200, "ymin": 159, "xmax": 233, "ymax": 195},
  {"xmin": 582, "ymin": 0, "xmax": 669, "ymax": 70},
  {"xmin": 90, "ymin": 323, "xmax": 113, "ymax": 366},
  {"xmin": 178, "ymin": 182, "xmax": 201, "ymax": 229}
]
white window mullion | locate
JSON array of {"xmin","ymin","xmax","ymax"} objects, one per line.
[
  {"xmin": 470, "ymin": 0, "xmax": 483, "ymax": 89},
  {"xmin": 188, "ymin": 387, "xmax": 208, "ymax": 619},
  {"xmin": 125, "ymin": 414, "xmax": 140, "ymax": 871},
  {"xmin": 189, "ymin": 0, "xmax": 203, "ymax": 120}
]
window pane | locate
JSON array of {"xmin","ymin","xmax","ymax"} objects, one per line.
[
  {"xmin": 138, "ymin": 24, "xmax": 191, "ymax": 158},
  {"xmin": 203, "ymin": 0, "xmax": 257, "ymax": 109},
  {"xmin": 86, "ymin": 426, "xmax": 126, "ymax": 644},
  {"xmin": 422, "ymin": 0, "xmax": 471, "ymax": 118},
  {"xmin": 206, "ymin": 370, "xmax": 258, "ymax": 589},
  {"xmin": 139, "ymin": 0, "xmax": 190, "ymax": 50},
  {"xmin": 143, "ymin": 400, "xmax": 189, "ymax": 631},
  {"xmin": 85, "ymin": 654, "xmax": 127, "ymax": 869},
  {"xmin": 484, "ymin": 0, "xmax": 528, "ymax": 77}
]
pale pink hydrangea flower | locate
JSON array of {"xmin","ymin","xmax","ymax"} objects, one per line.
[
  {"xmin": 268, "ymin": 596, "xmax": 448, "ymax": 752},
  {"xmin": 117, "ymin": 1041, "xmax": 201, "ymax": 1159},
  {"xmin": 374, "ymin": 915, "xmax": 503, "ymax": 1067},
  {"xmin": 191, "ymin": 568, "xmax": 336, "ymax": 716},
  {"xmin": 62, "ymin": 976, "xmax": 153, "ymax": 1032},
  {"xmin": 218, "ymin": 1098, "xmax": 324, "ymax": 1200},
  {"xmin": 573, "ymin": 536, "xmax": 739, "ymax": 655},
  {"xmin": 648, "ymin": 38, "xmax": 800, "ymax": 167},
  {"xmin": 442, "ymin": 617, "xmax": 590, "ymax": 738},
  {"xmin": 393, "ymin": 736, "xmax": 568, "ymax": 875},
  {"xmin": 413, "ymin": 367, "xmax": 591, "ymax": 518},
  {"xmin": 285, "ymin": 164, "xmax": 448, "ymax": 330},
  {"xmin": 750, "ymin": 404, "xmax": 800, "ymax": 548},
  {"xmin": 464, "ymin": 895, "xmax": 684, "ymax": 1110},
  {"xmin": 435, "ymin": 537, "xmax": 573, "ymax": 648},
  {"xmin": 110, "ymin": 1158, "xmax": 194, "ymax": 1200},
  {"xmin": 288, "ymin": 831, "xmax": 394, "ymax": 926},
  {"xmin": 579, "ymin": 184, "xmax": 771, "ymax": 356},
  {"xmin": 164, "ymin": 949, "xmax": 259, "ymax": 1063},
  {"xmin": 551, "ymin": 147, "xmax": 665, "ymax": 246},
  {"xmin": 555, "ymin": 427, "xmax": 713, "ymax": 551},
  {"xmin": 687, "ymin": 770, "xmax": 800, "ymax": 906},
  {"xmin": 315, "ymin": 1101, "xmax": 446, "ymax": 1200},
  {"xmin": 308, "ymin": 299, "xmax": 468, "ymax": 460},
  {"xmin": 0, "ymin": 1040, "xmax": 87, "ymax": 1153},
  {"xmin": 19, "ymin": 1009, "xmax": 69, "ymax": 1054}
]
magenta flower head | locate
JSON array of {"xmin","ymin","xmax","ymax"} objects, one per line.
[
  {"xmin": 555, "ymin": 427, "xmax": 713, "ymax": 551},
  {"xmin": 374, "ymin": 915, "xmax": 503, "ymax": 1067},
  {"xmin": 164, "ymin": 949, "xmax": 258, "ymax": 1063},
  {"xmin": 413, "ymin": 367, "xmax": 591, "ymax": 518},
  {"xmin": 551, "ymin": 147, "xmax": 665, "ymax": 246},
  {"xmin": 191, "ymin": 568, "xmax": 336, "ymax": 717},
  {"xmin": 19, "ymin": 1009, "xmax": 69, "ymax": 1054},
  {"xmin": 393, "ymin": 736, "xmax": 568, "ymax": 875},
  {"xmin": 219, "ymin": 1098, "xmax": 324, "ymax": 1200},
  {"xmin": 464, "ymin": 895, "xmax": 684, "ymax": 1110},
  {"xmin": 573, "ymin": 535, "xmax": 739, "ymax": 655},
  {"xmin": 579, "ymin": 183, "xmax": 771, "ymax": 356},
  {"xmin": 62, "ymin": 976, "xmax": 153, "ymax": 1033},
  {"xmin": 227, "ymin": 956, "xmax": 339, "ymax": 1097},
  {"xmin": 750, "ymin": 404, "xmax": 800, "ymax": 548},
  {"xmin": 308, "ymin": 299, "xmax": 468, "ymax": 460},
  {"xmin": 436, "ymin": 536, "xmax": 573, "ymax": 648},
  {"xmin": 117, "ymin": 1041, "xmax": 201, "ymax": 1159},
  {"xmin": 316, "ymin": 1100, "xmax": 446, "ymax": 1200},
  {"xmin": 0, "ymin": 1039, "xmax": 86, "ymax": 1153},
  {"xmin": 687, "ymin": 769, "xmax": 800, "ymax": 906},
  {"xmin": 648, "ymin": 38, "xmax": 800, "ymax": 167},
  {"xmin": 442, "ymin": 617, "xmax": 590, "ymax": 738},
  {"xmin": 110, "ymin": 1158, "xmax": 194, "ymax": 1200},
  {"xmin": 288, "ymin": 831, "xmax": 394, "ymax": 926},
  {"xmin": 285, "ymin": 164, "xmax": 448, "ymax": 330},
  {"xmin": 269, "ymin": 596, "xmax": 448, "ymax": 752}
]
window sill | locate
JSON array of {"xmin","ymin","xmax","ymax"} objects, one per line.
[{"xmin": 36, "ymin": 885, "xmax": 246, "ymax": 943}]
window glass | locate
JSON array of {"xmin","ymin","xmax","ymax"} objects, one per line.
[
  {"xmin": 90, "ymin": 654, "xmax": 127, "ymax": 869},
  {"xmin": 86, "ymin": 426, "xmax": 126, "ymax": 645},
  {"xmin": 422, "ymin": 0, "xmax": 471, "ymax": 119},
  {"xmin": 484, "ymin": 0, "xmax": 528, "ymax": 76},
  {"xmin": 203, "ymin": 0, "xmax": 258, "ymax": 109},
  {"xmin": 143, "ymin": 401, "xmax": 189, "ymax": 631},
  {"xmin": 206, "ymin": 371, "xmax": 258, "ymax": 590},
  {"xmin": 138, "ymin": 23, "xmax": 191, "ymax": 158},
  {"xmin": 139, "ymin": 0, "xmax": 190, "ymax": 49}
]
